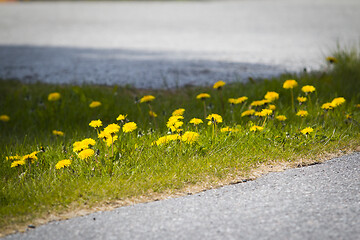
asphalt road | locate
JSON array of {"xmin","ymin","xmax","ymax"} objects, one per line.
[
  {"xmin": 4, "ymin": 152, "xmax": 360, "ymax": 240},
  {"xmin": 0, "ymin": 0, "xmax": 360, "ymax": 88}
]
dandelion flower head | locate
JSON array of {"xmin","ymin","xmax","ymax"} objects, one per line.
[
  {"xmin": 321, "ymin": 102, "xmax": 334, "ymax": 110},
  {"xmin": 276, "ymin": 115, "xmax": 287, "ymax": 121},
  {"xmin": 172, "ymin": 108, "xmax": 185, "ymax": 116},
  {"xmin": 116, "ymin": 114, "xmax": 127, "ymax": 121},
  {"xmin": 264, "ymin": 91, "xmax": 279, "ymax": 102},
  {"xmin": 52, "ymin": 130, "xmax": 64, "ymax": 137},
  {"xmin": 297, "ymin": 97, "xmax": 307, "ymax": 103},
  {"xmin": 6, "ymin": 155, "xmax": 21, "ymax": 161},
  {"xmin": 196, "ymin": 93, "xmax": 210, "ymax": 100},
  {"xmin": 55, "ymin": 159, "xmax": 71, "ymax": 170},
  {"xmin": 241, "ymin": 109, "xmax": 255, "ymax": 117},
  {"xmin": 250, "ymin": 125, "xmax": 264, "ymax": 132},
  {"xmin": 189, "ymin": 118, "xmax": 203, "ymax": 125},
  {"xmin": 106, "ymin": 135, "xmax": 118, "ymax": 146},
  {"xmin": 181, "ymin": 131, "xmax": 199, "ymax": 144},
  {"xmin": 326, "ymin": 56, "xmax": 337, "ymax": 64},
  {"xmin": 251, "ymin": 100, "xmax": 268, "ymax": 107},
  {"xmin": 301, "ymin": 85, "xmax": 316, "ymax": 93},
  {"xmin": 301, "ymin": 127, "xmax": 314, "ymax": 135},
  {"xmin": 48, "ymin": 92, "xmax": 61, "ymax": 101},
  {"xmin": 89, "ymin": 101, "xmax": 101, "ymax": 108},
  {"xmin": 104, "ymin": 123, "xmax": 120, "ymax": 135},
  {"xmin": 123, "ymin": 122, "xmax": 137, "ymax": 133},
  {"xmin": 206, "ymin": 114, "xmax": 223, "ymax": 124},
  {"xmin": 213, "ymin": 80, "xmax": 226, "ymax": 89},
  {"xmin": 149, "ymin": 111, "xmax": 157, "ymax": 118},
  {"xmin": 140, "ymin": 95, "xmax": 155, "ymax": 103},
  {"xmin": 89, "ymin": 119, "xmax": 102, "ymax": 128},
  {"xmin": 78, "ymin": 149, "xmax": 95, "ymax": 160},
  {"xmin": 11, "ymin": 160, "xmax": 25, "ymax": 168},
  {"xmin": 283, "ymin": 80, "xmax": 298, "ymax": 89},
  {"xmin": 331, "ymin": 97, "xmax": 346, "ymax": 107},
  {"xmin": 255, "ymin": 109, "xmax": 273, "ymax": 117},
  {"xmin": 0, "ymin": 115, "xmax": 10, "ymax": 122},
  {"xmin": 296, "ymin": 110, "xmax": 309, "ymax": 117}
]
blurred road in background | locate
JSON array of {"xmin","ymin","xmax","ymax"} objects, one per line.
[{"xmin": 0, "ymin": 0, "xmax": 359, "ymax": 88}]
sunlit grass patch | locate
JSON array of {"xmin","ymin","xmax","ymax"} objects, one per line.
[{"xmin": 1, "ymin": 48, "xmax": 360, "ymax": 234}]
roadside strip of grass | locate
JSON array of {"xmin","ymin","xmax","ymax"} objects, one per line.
[{"xmin": 1, "ymin": 48, "xmax": 360, "ymax": 236}]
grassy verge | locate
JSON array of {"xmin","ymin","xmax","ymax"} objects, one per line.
[{"xmin": 1, "ymin": 48, "xmax": 360, "ymax": 235}]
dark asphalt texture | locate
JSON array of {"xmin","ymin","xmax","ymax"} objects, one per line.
[{"xmin": 5, "ymin": 152, "xmax": 360, "ymax": 240}]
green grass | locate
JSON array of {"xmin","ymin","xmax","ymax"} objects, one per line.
[{"xmin": 1, "ymin": 48, "xmax": 360, "ymax": 234}]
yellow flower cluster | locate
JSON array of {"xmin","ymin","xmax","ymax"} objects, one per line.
[
  {"xmin": 167, "ymin": 116, "xmax": 184, "ymax": 132},
  {"xmin": 301, "ymin": 127, "xmax": 314, "ymax": 135},
  {"xmin": 250, "ymin": 125, "xmax": 264, "ymax": 132},
  {"xmin": 189, "ymin": 118, "xmax": 203, "ymax": 125},
  {"xmin": 172, "ymin": 108, "xmax": 185, "ymax": 116},
  {"xmin": 275, "ymin": 115, "xmax": 287, "ymax": 121},
  {"xmin": 228, "ymin": 96, "xmax": 248, "ymax": 105},
  {"xmin": 255, "ymin": 109, "xmax": 273, "ymax": 117},
  {"xmin": 52, "ymin": 130, "xmax": 64, "ymax": 136},
  {"xmin": 297, "ymin": 97, "xmax": 307, "ymax": 103},
  {"xmin": 181, "ymin": 131, "xmax": 199, "ymax": 144},
  {"xmin": 116, "ymin": 114, "xmax": 127, "ymax": 121},
  {"xmin": 123, "ymin": 122, "xmax": 137, "ymax": 133},
  {"xmin": 9, "ymin": 150, "xmax": 41, "ymax": 168},
  {"xmin": 241, "ymin": 109, "xmax": 255, "ymax": 117},
  {"xmin": 301, "ymin": 85, "xmax": 316, "ymax": 93},
  {"xmin": 296, "ymin": 110, "xmax": 309, "ymax": 117}
]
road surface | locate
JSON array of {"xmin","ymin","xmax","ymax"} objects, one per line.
[
  {"xmin": 0, "ymin": 0, "xmax": 360, "ymax": 88},
  {"xmin": 4, "ymin": 152, "xmax": 360, "ymax": 239}
]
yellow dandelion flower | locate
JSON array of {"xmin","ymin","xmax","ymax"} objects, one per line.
[
  {"xmin": 52, "ymin": 130, "xmax": 64, "ymax": 137},
  {"xmin": 149, "ymin": 111, "xmax": 157, "ymax": 118},
  {"xmin": 301, "ymin": 85, "xmax": 316, "ymax": 93},
  {"xmin": 220, "ymin": 127, "xmax": 233, "ymax": 133},
  {"xmin": 123, "ymin": 122, "xmax": 137, "ymax": 133},
  {"xmin": 196, "ymin": 93, "xmax": 210, "ymax": 100},
  {"xmin": 55, "ymin": 159, "xmax": 71, "ymax": 170},
  {"xmin": 300, "ymin": 127, "xmax": 314, "ymax": 135},
  {"xmin": 189, "ymin": 118, "xmax": 203, "ymax": 125},
  {"xmin": 104, "ymin": 123, "xmax": 120, "ymax": 135},
  {"xmin": 228, "ymin": 98, "xmax": 236, "ymax": 104},
  {"xmin": 172, "ymin": 108, "xmax": 185, "ymax": 116},
  {"xmin": 89, "ymin": 120, "xmax": 102, "ymax": 128},
  {"xmin": 241, "ymin": 109, "xmax": 255, "ymax": 117},
  {"xmin": 250, "ymin": 100, "xmax": 268, "ymax": 107},
  {"xmin": 283, "ymin": 80, "xmax": 298, "ymax": 89},
  {"xmin": 268, "ymin": 104, "xmax": 276, "ymax": 110},
  {"xmin": 346, "ymin": 114, "xmax": 352, "ymax": 120},
  {"xmin": 297, "ymin": 97, "xmax": 307, "ymax": 103},
  {"xmin": 331, "ymin": 97, "xmax": 346, "ymax": 107},
  {"xmin": 106, "ymin": 135, "xmax": 118, "ymax": 147},
  {"xmin": 206, "ymin": 114, "xmax": 223, "ymax": 124},
  {"xmin": 98, "ymin": 130, "xmax": 110, "ymax": 140},
  {"xmin": 181, "ymin": 131, "xmax": 199, "ymax": 144},
  {"xmin": 264, "ymin": 91, "xmax": 279, "ymax": 102},
  {"xmin": 82, "ymin": 138, "xmax": 96, "ymax": 147},
  {"xmin": 78, "ymin": 149, "xmax": 94, "ymax": 160},
  {"xmin": 89, "ymin": 101, "xmax": 101, "ymax": 108},
  {"xmin": 321, "ymin": 102, "xmax": 334, "ymax": 110},
  {"xmin": 116, "ymin": 114, "xmax": 127, "ymax": 121},
  {"xmin": 356, "ymin": 104, "xmax": 360, "ymax": 108},
  {"xmin": 6, "ymin": 155, "xmax": 21, "ymax": 161},
  {"xmin": 213, "ymin": 80, "xmax": 226, "ymax": 89},
  {"xmin": 21, "ymin": 153, "xmax": 38, "ymax": 163},
  {"xmin": 236, "ymin": 96, "xmax": 248, "ymax": 104},
  {"xmin": 326, "ymin": 56, "xmax": 337, "ymax": 64},
  {"xmin": 48, "ymin": 92, "xmax": 61, "ymax": 101},
  {"xmin": 11, "ymin": 160, "xmax": 25, "ymax": 168},
  {"xmin": 73, "ymin": 141, "xmax": 89, "ymax": 153},
  {"xmin": 276, "ymin": 115, "xmax": 287, "ymax": 121},
  {"xmin": 154, "ymin": 134, "xmax": 180, "ymax": 146},
  {"xmin": 0, "ymin": 115, "xmax": 10, "ymax": 122},
  {"xmin": 140, "ymin": 95, "xmax": 155, "ymax": 103},
  {"xmin": 250, "ymin": 125, "xmax": 264, "ymax": 132},
  {"xmin": 296, "ymin": 110, "xmax": 309, "ymax": 117},
  {"xmin": 255, "ymin": 109, "xmax": 273, "ymax": 117}
]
